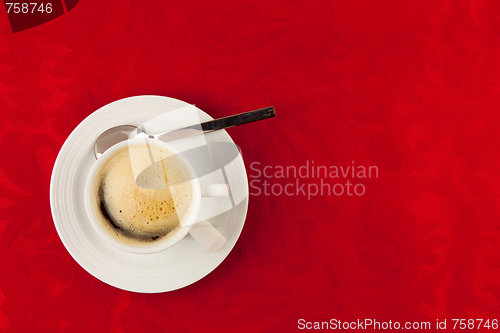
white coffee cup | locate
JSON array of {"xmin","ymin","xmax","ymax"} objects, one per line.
[{"xmin": 84, "ymin": 138, "xmax": 228, "ymax": 254}]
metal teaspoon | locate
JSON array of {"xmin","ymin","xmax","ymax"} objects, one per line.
[{"xmin": 93, "ymin": 106, "xmax": 275, "ymax": 159}]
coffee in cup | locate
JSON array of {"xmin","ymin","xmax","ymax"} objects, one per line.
[{"xmin": 89, "ymin": 141, "xmax": 196, "ymax": 245}]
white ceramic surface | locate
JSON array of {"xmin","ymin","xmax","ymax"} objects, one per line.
[
  {"xmin": 84, "ymin": 138, "xmax": 203, "ymax": 254},
  {"xmin": 50, "ymin": 96, "xmax": 249, "ymax": 293}
]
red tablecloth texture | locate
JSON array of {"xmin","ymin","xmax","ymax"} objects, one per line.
[{"xmin": 1, "ymin": 0, "xmax": 500, "ymax": 332}]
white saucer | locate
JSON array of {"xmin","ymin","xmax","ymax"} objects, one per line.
[{"xmin": 49, "ymin": 96, "xmax": 249, "ymax": 293}]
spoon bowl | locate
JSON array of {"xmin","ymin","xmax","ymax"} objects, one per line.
[{"xmin": 94, "ymin": 125, "xmax": 137, "ymax": 159}]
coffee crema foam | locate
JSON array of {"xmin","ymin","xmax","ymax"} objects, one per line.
[{"xmin": 92, "ymin": 142, "xmax": 195, "ymax": 243}]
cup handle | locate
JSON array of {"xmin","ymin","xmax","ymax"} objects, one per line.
[
  {"xmin": 189, "ymin": 183, "xmax": 229, "ymax": 252},
  {"xmin": 200, "ymin": 184, "xmax": 229, "ymax": 197}
]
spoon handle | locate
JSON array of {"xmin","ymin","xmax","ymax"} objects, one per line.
[{"xmin": 154, "ymin": 106, "xmax": 275, "ymax": 142}]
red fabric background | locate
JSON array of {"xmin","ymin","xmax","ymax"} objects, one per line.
[{"xmin": 1, "ymin": 0, "xmax": 500, "ymax": 331}]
